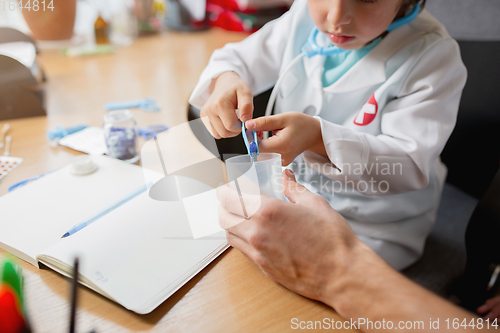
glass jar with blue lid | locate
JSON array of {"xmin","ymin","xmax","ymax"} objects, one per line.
[{"xmin": 103, "ymin": 110, "xmax": 139, "ymax": 163}]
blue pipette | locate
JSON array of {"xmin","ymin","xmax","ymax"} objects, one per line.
[
  {"xmin": 104, "ymin": 98, "xmax": 161, "ymax": 112},
  {"xmin": 47, "ymin": 124, "xmax": 88, "ymax": 141},
  {"xmin": 241, "ymin": 122, "xmax": 259, "ymax": 162}
]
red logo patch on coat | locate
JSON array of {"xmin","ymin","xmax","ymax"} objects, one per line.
[{"xmin": 354, "ymin": 94, "xmax": 378, "ymax": 126}]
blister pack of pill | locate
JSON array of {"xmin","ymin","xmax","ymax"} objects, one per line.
[{"xmin": 0, "ymin": 156, "xmax": 23, "ymax": 180}]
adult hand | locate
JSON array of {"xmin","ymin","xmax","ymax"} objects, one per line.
[
  {"xmin": 201, "ymin": 71, "xmax": 254, "ymax": 139},
  {"xmin": 216, "ymin": 169, "xmax": 372, "ymax": 307},
  {"xmin": 245, "ymin": 113, "xmax": 326, "ymax": 165},
  {"xmin": 217, "ymin": 170, "xmax": 487, "ymax": 333}
]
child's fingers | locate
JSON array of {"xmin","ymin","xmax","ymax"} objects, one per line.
[
  {"xmin": 217, "ymin": 99, "xmax": 242, "ymax": 134},
  {"xmin": 212, "ymin": 114, "xmax": 239, "ymax": 138},
  {"xmin": 246, "ymin": 115, "xmax": 285, "ymax": 132},
  {"xmin": 257, "ymin": 135, "xmax": 284, "ymax": 154},
  {"xmin": 202, "ymin": 105, "xmax": 235, "ymax": 138},
  {"xmin": 258, "ymin": 135, "xmax": 298, "ymax": 165},
  {"xmin": 210, "ymin": 115, "xmax": 228, "ymax": 139},
  {"xmin": 236, "ymin": 87, "xmax": 254, "ymax": 122},
  {"xmin": 204, "ymin": 116, "xmax": 221, "ymax": 139}
]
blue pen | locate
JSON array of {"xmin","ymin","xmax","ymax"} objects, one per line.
[
  {"xmin": 8, "ymin": 171, "xmax": 53, "ymax": 192},
  {"xmin": 61, "ymin": 183, "xmax": 150, "ymax": 238}
]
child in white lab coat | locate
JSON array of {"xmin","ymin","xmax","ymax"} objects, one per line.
[{"xmin": 189, "ymin": 0, "xmax": 467, "ymax": 270}]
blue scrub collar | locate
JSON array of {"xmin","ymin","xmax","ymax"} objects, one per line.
[{"xmin": 302, "ymin": 1, "xmax": 421, "ymax": 58}]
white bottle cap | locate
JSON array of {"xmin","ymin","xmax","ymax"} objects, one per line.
[{"xmin": 70, "ymin": 155, "xmax": 98, "ymax": 175}]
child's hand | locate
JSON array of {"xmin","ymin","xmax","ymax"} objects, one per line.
[
  {"xmin": 201, "ymin": 71, "xmax": 254, "ymax": 139},
  {"xmin": 245, "ymin": 112, "xmax": 326, "ymax": 166},
  {"xmin": 477, "ymin": 296, "xmax": 500, "ymax": 321}
]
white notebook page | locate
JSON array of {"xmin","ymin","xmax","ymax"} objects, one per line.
[
  {"xmin": 0, "ymin": 156, "xmax": 151, "ymax": 266},
  {"xmin": 40, "ymin": 191, "xmax": 227, "ymax": 314}
]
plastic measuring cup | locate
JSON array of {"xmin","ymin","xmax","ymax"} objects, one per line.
[{"xmin": 225, "ymin": 153, "xmax": 283, "ymax": 200}]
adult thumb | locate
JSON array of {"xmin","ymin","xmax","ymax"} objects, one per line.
[{"xmin": 282, "ymin": 169, "xmax": 317, "ymax": 206}]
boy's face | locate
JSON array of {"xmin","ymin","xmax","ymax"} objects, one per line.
[{"xmin": 308, "ymin": 0, "xmax": 403, "ymax": 50}]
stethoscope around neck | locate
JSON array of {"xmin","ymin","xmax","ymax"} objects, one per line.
[{"xmin": 261, "ymin": 1, "xmax": 422, "ymax": 137}]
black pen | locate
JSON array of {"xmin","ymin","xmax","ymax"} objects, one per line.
[{"xmin": 69, "ymin": 257, "xmax": 79, "ymax": 333}]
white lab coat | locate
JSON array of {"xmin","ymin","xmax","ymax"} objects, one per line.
[{"xmin": 189, "ymin": 0, "xmax": 467, "ymax": 270}]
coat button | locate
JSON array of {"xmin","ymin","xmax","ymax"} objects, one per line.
[{"xmin": 347, "ymin": 207, "xmax": 358, "ymax": 213}]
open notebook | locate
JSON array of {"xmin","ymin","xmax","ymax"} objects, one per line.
[{"xmin": 0, "ymin": 156, "xmax": 228, "ymax": 314}]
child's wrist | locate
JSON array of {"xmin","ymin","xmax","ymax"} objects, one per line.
[
  {"xmin": 306, "ymin": 116, "xmax": 327, "ymax": 157},
  {"xmin": 210, "ymin": 71, "xmax": 239, "ymax": 93},
  {"xmin": 216, "ymin": 71, "xmax": 239, "ymax": 84}
]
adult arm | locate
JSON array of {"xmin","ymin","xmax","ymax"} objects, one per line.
[{"xmin": 217, "ymin": 170, "xmax": 491, "ymax": 332}]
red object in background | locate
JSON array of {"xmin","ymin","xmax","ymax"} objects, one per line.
[
  {"xmin": 206, "ymin": 1, "xmax": 291, "ymax": 33},
  {"xmin": 208, "ymin": 0, "xmax": 255, "ymax": 13},
  {"xmin": 207, "ymin": 3, "xmax": 256, "ymax": 32},
  {"xmin": 0, "ymin": 287, "xmax": 26, "ymax": 333}
]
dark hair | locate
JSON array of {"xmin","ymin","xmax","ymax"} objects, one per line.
[
  {"xmin": 401, "ymin": 0, "xmax": 426, "ymax": 11},
  {"xmin": 397, "ymin": 0, "xmax": 427, "ymax": 19}
]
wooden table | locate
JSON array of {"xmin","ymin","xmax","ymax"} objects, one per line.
[{"xmin": 0, "ymin": 29, "xmax": 355, "ymax": 333}]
